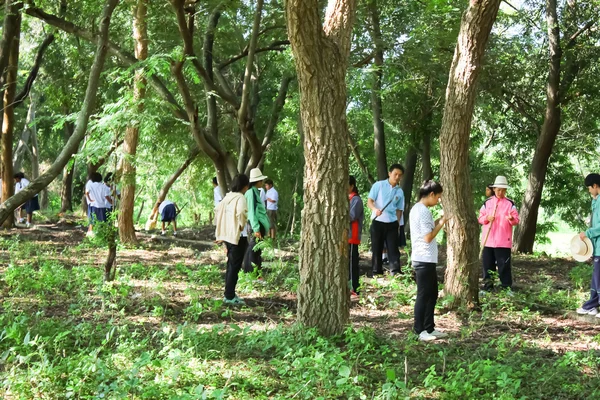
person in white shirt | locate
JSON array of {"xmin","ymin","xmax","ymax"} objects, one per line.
[
  {"xmin": 103, "ymin": 172, "xmax": 120, "ymax": 210},
  {"xmin": 14, "ymin": 172, "xmax": 40, "ymax": 228},
  {"xmin": 158, "ymin": 199, "xmax": 180, "ymax": 236},
  {"xmin": 264, "ymin": 179, "xmax": 279, "ymax": 239},
  {"xmin": 213, "ymin": 177, "xmax": 223, "ymax": 207},
  {"xmin": 410, "ymin": 180, "xmax": 450, "ymax": 342},
  {"xmin": 86, "ymin": 172, "xmax": 112, "ymax": 235}
]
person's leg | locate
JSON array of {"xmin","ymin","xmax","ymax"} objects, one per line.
[
  {"xmin": 413, "ymin": 265, "xmax": 428, "ymax": 334},
  {"xmin": 224, "ymin": 238, "xmax": 248, "ymax": 300},
  {"xmin": 582, "ymin": 257, "xmax": 600, "ymax": 310},
  {"xmin": 371, "ymin": 221, "xmax": 385, "ymax": 275},
  {"xmin": 27, "ymin": 213, "xmax": 32, "ymax": 224},
  {"xmin": 349, "ymin": 243, "xmax": 360, "ymax": 293},
  {"xmin": 385, "ymin": 221, "xmax": 401, "ymax": 274},
  {"xmin": 244, "ymin": 233, "xmax": 258, "ymax": 273},
  {"xmin": 482, "ymin": 247, "xmax": 497, "ymax": 291},
  {"xmin": 495, "ymin": 247, "xmax": 513, "ymax": 289},
  {"xmin": 423, "ymin": 265, "xmax": 438, "ymax": 333},
  {"xmin": 172, "ymin": 219, "xmax": 177, "ymax": 234},
  {"xmin": 161, "ymin": 221, "xmax": 166, "ymax": 234}
]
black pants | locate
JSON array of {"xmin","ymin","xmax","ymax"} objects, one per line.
[
  {"xmin": 349, "ymin": 243, "xmax": 360, "ymax": 293},
  {"xmin": 414, "ymin": 262, "xmax": 438, "ymax": 334},
  {"xmin": 371, "ymin": 220, "xmax": 400, "ymax": 274},
  {"xmin": 582, "ymin": 257, "xmax": 600, "ymax": 310},
  {"xmin": 243, "ymin": 225, "xmax": 266, "ymax": 273},
  {"xmin": 225, "ymin": 237, "xmax": 248, "ymax": 300},
  {"xmin": 482, "ymin": 247, "xmax": 512, "ymax": 290}
]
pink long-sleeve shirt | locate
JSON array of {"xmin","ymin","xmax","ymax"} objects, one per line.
[{"xmin": 478, "ymin": 196, "xmax": 520, "ymax": 249}]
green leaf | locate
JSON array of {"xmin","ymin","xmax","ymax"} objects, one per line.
[
  {"xmin": 386, "ymin": 369, "xmax": 396, "ymax": 381},
  {"xmin": 339, "ymin": 365, "xmax": 351, "ymax": 378},
  {"xmin": 23, "ymin": 331, "xmax": 30, "ymax": 346}
]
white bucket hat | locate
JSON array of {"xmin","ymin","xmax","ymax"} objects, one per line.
[
  {"xmin": 570, "ymin": 235, "xmax": 593, "ymax": 262},
  {"xmin": 249, "ymin": 168, "xmax": 268, "ymax": 183},
  {"xmin": 492, "ymin": 176, "xmax": 510, "ymax": 189}
]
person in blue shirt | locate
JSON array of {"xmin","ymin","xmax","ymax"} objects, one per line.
[{"xmin": 368, "ymin": 164, "xmax": 405, "ymax": 276}]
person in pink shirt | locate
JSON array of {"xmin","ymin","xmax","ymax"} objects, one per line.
[{"xmin": 478, "ymin": 176, "xmax": 520, "ymax": 291}]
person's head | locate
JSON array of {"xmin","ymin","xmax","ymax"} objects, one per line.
[
  {"xmin": 419, "ymin": 180, "xmax": 443, "ymax": 207},
  {"xmin": 485, "ymin": 184, "xmax": 494, "ymax": 197},
  {"xmin": 584, "ymin": 173, "xmax": 600, "ymax": 198},
  {"xmin": 388, "ymin": 164, "xmax": 404, "ymax": 186},
  {"xmin": 264, "ymin": 179, "xmax": 274, "ymax": 190},
  {"xmin": 91, "ymin": 172, "xmax": 102, "ymax": 183},
  {"xmin": 212, "ymin": 177, "xmax": 218, "ymax": 187},
  {"xmin": 13, "ymin": 172, "xmax": 25, "ymax": 182},
  {"xmin": 231, "ymin": 174, "xmax": 250, "ymax": 194},
  {"xmin": 249, "ymin": 168, "xmax": 267, "ymax": 188},
  {"xmin": 491, "ymin": 176, "xmax": 509, "ymax": 199},
  {"xmin": 104, "ymin": 172, "xmax": 114, "ymax": 184},
  {"xmin": 349, "ymin": 175, "xmax": 359, "ymax": 195}
]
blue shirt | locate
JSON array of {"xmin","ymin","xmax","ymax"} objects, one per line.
[{"xmin": 368, "ymin": 179, "xmax": 404, "ymax": 223}]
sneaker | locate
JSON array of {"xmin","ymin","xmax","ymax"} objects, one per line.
[
  {"xmin": 173, "ymin": 231, "xmax": 177, "ymax": 236},
  {"xmin": 576, "ymin": 307, "xmax": 598, "ymax": 315},
  {"xmin": 418, "ymin": 331, "xmax": 437, "ymax": 342},
  {"xmin": 18, "ymin": 218, "xmax": 25, "ymax": 223},
  {"xmin": 223, "ymin": 296, "xmax": 245, "ymax": 305},
  {"xmin": 350, "ymin": 290, "xmax": 359, "ymax": 297},
  {"xmin": 429, "ymin": 330, "xmax": 448, "ymax": 338},
  {"xmin": 596, "ymin": 313, "xmax": 600, "ymax": 319},
  {"xmin": 26, "ymin": 223, "xmax": 31, "ymax": 228},
  {"xmin": 160, "ymin": 231, "xmax": 166, "ymax": 236},
  {"xmin": 86, "ymin": 231, "xmax": 95, "ymax": 238}
]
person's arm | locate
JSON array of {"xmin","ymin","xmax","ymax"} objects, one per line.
[
  {"xmin": 237, "ymin": 198, "xmax": 248, "ymax": 232},
  {"xmin": 246, "ymin": 191, "xmax": 261, "ymax": 235},
  {"xmin": 423, "ymin": 216, "xmax": 449, "ymax": 243},
  {"xmin": 350, "ymin": 197, "xmax": 359, "ymax": 221},
  {"xmin": 506, "ymin": 205, "xmax": 519, "ymax": 226},
  {"xmin": 478, "ymin": 204, "xmax": 490, "ymax": 225},
  {"xmin": 105, "ymin": 196, "xmax": 113, "ymax": 205},
  {"xmin": 396, "ymin": 210, "xmax": 403, "ymax": 222}
]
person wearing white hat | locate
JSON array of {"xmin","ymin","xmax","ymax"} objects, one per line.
[
  {"xmin": 243, "ymin": 168, "xmax": 271, "ymax": 274},
  {"xmin": 576, "ymin": 173, "xmax": 600, "ymax": 316},
  {"xmin": 478, "ymin": 175, "xmax": 520, "ymax": 292}
]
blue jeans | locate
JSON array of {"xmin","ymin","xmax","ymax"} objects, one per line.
[{"xmin": 582, "ymin": 257, "xmax": 600, "ymax": 310}]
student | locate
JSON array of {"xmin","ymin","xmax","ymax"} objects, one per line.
[
  {"xmin": 410, "ymin": 180, "xmax": 449, "ymax": 341},
  {"xmin": 259, "ymin": 187, "xmax": 267, "ymax": 207},
  {"xmin": 213, "ymin": 177, "xmax": 223, "ymax": 207},
  {"xmin": 158, "ymin": 199, "xmax": 180, "ymax": 236},
  {"xmin": 215, "ymin": 174, "xmax": 250, "ymax": 305},
  {"xmin": 264, "ymin": 178, "xmax": 279, "ymax": 240},
  {"xmin": 576, "ymin": 173, "xmax": 600, "ymax": 316},
  {"xmin": 368, "ymin": 164, "xmax": 405, "ymax": 276},
  {"xmin": 478, "ymin": 176, "xmax": 520, "ymax": 292},
  {"xmin": 14, "ymin": 172, "xmax": 40, "ymax": 228},
  {"xmin": 398, "ymin": 195, "xmax": 407, "ymax": 251},
  {"xmin": 485, "ymin": 184, "xmax": 494, "ymax": 199},
  {"xmin": 103, "ymin": 172, "xmax": 120, "ymax": 216},
  {"xmin": 348, "ymin": 175, "xmax": 364, "ymax": 296},
  {"xmin": 244, "ymin": 168, "xmax": 270, "ymax": 274},
  {"xmin": 87, "ymin": 172, "xmax": 112, "ymax": 234}
]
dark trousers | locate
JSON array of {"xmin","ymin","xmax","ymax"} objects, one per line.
[
  {"xmin": 413, "ymin": 262, "xmax": 438, "ymax": 334},
  {"xmin": 582, "ymin": 257, "xmax": 600, "ymax": 310},
  {"xmin": 349, "ymin": 243, "xmax": 360, "ymax": 293},
  {"xmin": 482, "ymin": 247, "xmax": 512, "ymax": 290},
  {"xmin": 225, "ymin": 237, "xmax": 248, "ymax": 300},
  {"xmin": 371, "ymin": 220, "xmax": 400, "ymax": 274},
  {"xmin": 243, "ymin": 225, "xmax": 266, "ymax": 273}
]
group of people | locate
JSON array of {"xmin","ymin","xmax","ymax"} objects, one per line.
[
  {"xmin": 85, "ymin": 172, "xmax": 119, "ymax": 235},
  {"xmin": 214, "ymin": 168, "xmax": 279, "ymax": 305},
  {"xmin": 13, "ymin": 172, "xmax": 40, "ymax": 227}
]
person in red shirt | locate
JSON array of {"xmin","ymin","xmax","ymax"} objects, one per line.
[
  {"xmin": 348, "ymin": 176, "xmax": 364, "ymax": 296},
  {"xmin": 478, "ymin": 176, "xmax": 520, "ymax": 292}
]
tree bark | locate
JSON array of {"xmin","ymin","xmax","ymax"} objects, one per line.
[
  {"xmin": 12, "ymin": 99, "xmax": 33, "ymax": 173},
  {"xmin": 368, "ymin": 0, "xmax": 387, "ymax": 180},
  {"xmin": 439, "ymin": 0, "xmax": 501, "ymax": 308},
  {"xmin": 287, "ymin": 0, "xmax": 357, "ymax": 336},
  {"xmin": 28, "ymin": 96, "xmax": 48, "ymax": 209},
  {"xmin": 0, "ymin": 0, "xmax": 120, "ymax": 225},
  {"xmin": 1, "ymin": 9, "xmax": 21, "ymax": 228},
  {"xmin": 421, "ymin": 130, "xmax": 433, "ymax": 181},
  {"xmin": 401, "ymin": 144, "xmax": 418, "ymax": 226},
  {"xmin": 513, "ymin": 0, "xmax": 562, "ymax": 254},
  {"xmin": 118, "ymin": 0, "xmax": 148, "ymax": 245},
  {"xmin": 60, "ymin": 121, "xmax": 75, "ymax": 213}
]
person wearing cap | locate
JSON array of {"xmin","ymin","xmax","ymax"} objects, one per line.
[
  {"xmin": 576, "ymin": 173, "xmax": 600, "ymax": 316},
  {"xmin": 244, "ymin": 167, "xmax": 270, "ymax": 274},
  {"xmin": 478, "ymin": 175, "xmax": 520, "ymax": 292}
]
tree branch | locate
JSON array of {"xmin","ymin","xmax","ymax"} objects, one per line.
[
  {"xmin": 218, "ymin": 40, "xmax": 290, "ymax": 70},
  {"xmin": 14, "ymin": 33, "xmax": 54, "ymax": 107},
  {"xmin": 566, "ymin": 20, "xmax": 595, "ymax": 49},
  {"xmin": 348, "ymin": 132, "xmax": 375, "ymax": 185}
]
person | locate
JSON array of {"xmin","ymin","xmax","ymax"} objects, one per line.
[
  {"xmin": 368, "ymin": 164, "xmax": 405, "ymax": 276},
  {"xmin": 259, "ymin": 187, "xmax": 267, "ymax": 207},
  {"xmin": 264, "ymin": 178, "xmax": 279, "ymax": 240},
  {"xmin": 576, "ymin": 173, "xmax": 600, "ymax": 316},
  {"xmin": 103, "ymin": 172, "xmax": 120, "ymax": 217},
  {"xmin": 215, "ymin": 174, "xmax": 250, "ymax": 305},
  {"xmin": 14, "ymin": 172, "xmax": 40, "ymax": 228},
  {"xmin": 478, "ymin": 176, "xmax": 520, "ymax": 292},
  {"xmin": 158, "ymin": 199, "xmax": 180, "ymax": 236},
  {"xmin": 348, "ymin": 176, "xmax": 364, "ymax": 296},
  {"xmin": 410, "ymin": 180, "xmax": 450, "ymax": 341},
  {"xmin": 398, "ymin": 195, "xmax": 407, "ymax": 251},
  {"xmin": 485, "ymin": 184, "xmax": 494, "ymax": 199},
  {"xmin": 244, "ymin": 168, "xmax": 270, "ymax": 274},
  {"xmin": 86, "ymin": 172, "xmax": 112, "ymax": 234},
  {"xmin": 213, "ymin": 177, "xmax": 223, "ymax": 207}
]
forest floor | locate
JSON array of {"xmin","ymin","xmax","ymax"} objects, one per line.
[{"xmin": 1, "ymin": 220, "xmax": 600, "ymax": 399}]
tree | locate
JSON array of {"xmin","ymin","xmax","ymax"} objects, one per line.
[
  {"xmin": 439, "ymin": 0, "xmax": 501, "ymax": 308},
  {"xmin": 286, "ymin": 0, "xmax": 357, "ymax": 336}
]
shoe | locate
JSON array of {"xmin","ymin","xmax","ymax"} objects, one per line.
[
  {"xmin": 86, "ymin": 231, "xmax": 95, "ymax": 238},
  {"xmin": 26, "ymin": 223, "xmax": 31, "ymax": 228},
  {"xmin": 350, "ymin": 290, "xmax": 359, "ymax": 297},
  {"xmin": 160, "ymin": 231, "xmax": 166, "ymax": 236},
  {"xmin": 418, "ymin": 331, "xmax": 437, "ymax": 342},
  {"xmin": 596, "ymin": 313, "xmax": 600, "ymax": 319},
  {"xmin": 576, "ymin": 307, "xmax": 598, "ymax": 315},
  {"xmin": 173, "ymin": 231, "xmax": 177, "ymax": 236},
  {"xmin": 429, "ymin": 330, "xmax": 448, "ymax": 338},
  {"xmin": 223, "ymin": 296, "xmax": 245, "ymax": 305},
  {"xmin": 479, "ymin": 290, "xmax": 489, "ymax": 297},
  {"xmin": 18, "ymin": 218, "xmax": 25, "ymax": 223}
]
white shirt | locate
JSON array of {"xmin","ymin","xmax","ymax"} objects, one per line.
[
  {"xmin": 105, "ymin": 184, "xmax": 120, "ymax": 208},
  {"xmin": 214, "ymin": 186, "xmax": 223, "ymax": 207},
  {"xmin": 259, "ymin": 188, "xmax": 267, "ymax": 207},
  {"xmin": 266, "ymin": 187, "xmax": 279, "ymax": 211},
  {"xmin": 15, "ymin": 178, "xmax": 38, "ymax": 197},
  {"xmin": 159, "ymin": 200, "xmax": 173, "ymax": 213},
  {"xmin": 409, "ymin": 202, "xmax": 438, "ymax": 264},
  {"xmin": 87, "ymin": 182, "xmax": 110, "ymax": 208}
]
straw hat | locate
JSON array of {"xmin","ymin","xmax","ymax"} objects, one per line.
[
  {"xmin": 491, "ymin": 176, "xmax": 510, "ymax": 189},
  {"xmin": 249, "ymin": 168, "xmax": 268, "ymax": 183},
  {"xmin": 570, "ymin": 235, "xmax": 593, "ymax": 262}
]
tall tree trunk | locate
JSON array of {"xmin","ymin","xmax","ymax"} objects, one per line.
[
  {"xmin": 28, "ymin": 96, "xmax": 48, "ymax": 209},
  {"xmin": 439, "ymin": 0, "xmax": 501, "ymax": 308},
  {"xmin": 421, "ymin": 130, "xmax": 433, "ymax": 181},
  {"xmin": 0, "ymin": 0, "xmax": 120, "ymax": 225},
  {"xmin": 401, "ymin": 144, "xmax": 418, "ymax": 228},
  {"xmin": 119, "ymin": 0, "xmax": 148, "ymax": 244},
  {"xmin": 287, "ymin": 0, "xmax": 357, "ymax": 336},
  {"xmin": 60, "ymin": 121, "xmax": 75, "ymax": 213},
  {"xmin": 513, "ymin": 0, "xmax": 561, "ymax": 254},
  {"xmin": 13, "ymin": 100, "xmax": 34, "ymax": 173},
  {"xmin": 369, "ymin": 0, "xmax": 387, "ymax": 180},
  {"xmin": 1, "ymin": 10, "xmax": 21, "ymax": 229}
]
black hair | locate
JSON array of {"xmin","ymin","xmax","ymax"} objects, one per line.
[
  {"xmin": 418, "ymin": 180, "xmax": 443, "ymax": 199},
  {"xmin": 487, "ymin": 184, "xmax": 494, "ymax": 191},
  {"xmin": 389, "ymin": 163, "xmax": 404, "ymax": 173},
  {"xmin": 231, "ymin": 174, "xmax": 249, "ymax": 193},
  {"xmin": 13, "ymin": 172, "xmax": 25, "ymax": 180},
  {"xmin": 584, "ymin": 173, "xmax": 600, "ymax": 187},
  {"xmin": 249, "ymin": 181, "xmax": 258, "ymax": 188},
  {"xmin": 264, "ymin": 178, "xmax": 274, "ymax": 186},
  {"xmin": 349, "ymin": 175, "xmax": 359, "ymax": 194},
  {"xmin": 104, "ymin": 172, "xmax": 114, "ymax": 183},
  {"xmin": 91, "ymin": 172, "xmax": 103, "ymax": 183},
  {"xmin": 212, "ymin": 177, "xmax": 218, "ymax": 185}
]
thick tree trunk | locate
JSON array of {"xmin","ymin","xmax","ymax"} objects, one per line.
[
  {"xmin": 421, "ymin": 130, "xmax": 433, "ymax": 181},
  {"xmin": 0, "ymin": 0, "xmax": 120, "ymax": 225},
  {"xmin": 401, "ymin": 145, "xmax": 418, "ymax": 228},
  {"xmin": 28, "ymin": 98, "xmax": 48, "ymax": 209},
  {"xmin": 60, "ymin": 122, "xmax": 75, "ymax": 213},
  {"xmin": 287, "ymin": 0, "xmax": 357, "ymax": 336},
  {"xmin": 1, "ymin": 11, "xmax": 21, "ymax": 228},
  {"xmin": 119, "ymin": 0, "xmax": 148, "ymax": 245},
  {"xmin": 439, "ymin": 0, "xmax": 501, "ymax": 308},
  {"xmin": 369, "ymin": 0, "xmax": 387, "ymax": 180},
  {"xmin": 513, "ymin": 0, "xmax": 561, "ymax": 254},
  {"xmin": 12, "ymin": 98, "xmax": 33, "ymax": 174}
]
